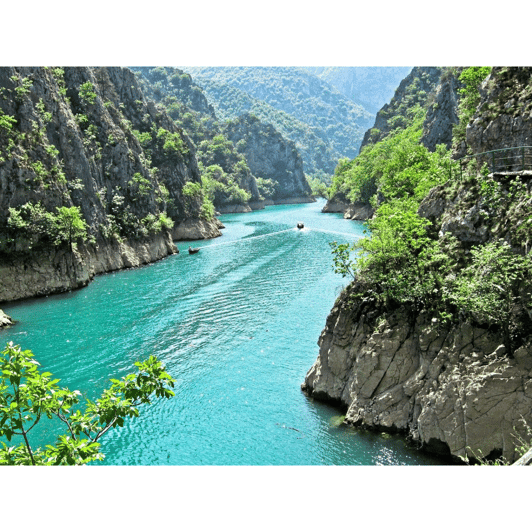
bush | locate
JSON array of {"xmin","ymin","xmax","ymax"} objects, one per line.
[{"xmin": 0, "ymin": 342, "xmax": 175, "ymax": 465}]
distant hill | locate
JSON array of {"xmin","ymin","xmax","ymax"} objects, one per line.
[
  {"xmin": 180, "ymin": 67, "xmax": 375, "ymax": 177},
  {"xmin": 303, "ymin": 67, "xmax": 412, "ymax": 114}
]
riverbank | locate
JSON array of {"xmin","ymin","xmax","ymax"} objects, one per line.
[{"xmin": 0, "ymin": 200, "xmax": 447, "ymax": 465}]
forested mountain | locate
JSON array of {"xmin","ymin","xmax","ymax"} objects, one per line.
[
  {"xmin": 179, "ymin": 67, "xmax": 375, "ymax": 177},
  {"xmin": 132, "ymin": 67, "xmax": 313, "ymax": 211},
  {"xmin": 303, "ymin": 67, "xmax": 412, "ymax": 114},
  {"xmin": 304, "ymin": 66, "xmax": 532, "ymax": 464}
]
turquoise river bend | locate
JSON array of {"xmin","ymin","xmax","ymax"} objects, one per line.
[{"xmin": 0, "ymin": 200, "xmax": 448, "ymax": 465}]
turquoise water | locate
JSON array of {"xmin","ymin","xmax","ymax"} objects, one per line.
[{"xmin": 0, "ymin": 200, "xmax": 448, "ymax": 465}]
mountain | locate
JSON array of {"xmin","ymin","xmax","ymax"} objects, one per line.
[
  {"xmin": 303, "ymin": 67, "xmax": 413, "ymax": 114},
  {"xmin": 179, "ymin": 66, "xmax": 375, "ymax": 176},
  {"xmin": 132, "ymin": 67, "xmax": 315, "ymax": 211}
]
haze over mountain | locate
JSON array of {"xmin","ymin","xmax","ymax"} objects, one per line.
[
  {"xmin": 303, "ymin": 67, "xmax": 412, "ymax": 114},
  {"xmin": 179, "ymin": 66, "xmax": 376, "ymax": 177}
]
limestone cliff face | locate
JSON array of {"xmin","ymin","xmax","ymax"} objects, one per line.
[
  {"xmin": 321, "ymin": 192, "xmax": 374, "ymax": 221},
  {"xmin": 223, "ymin": 114, "xmax": 314, "ymax": 203},
  {"xmin": 466, "ymin": 67, "xmax": 532, "ymax": 156},
  {"xmin": 359, "ymin": 67, "xmax": 443, "ymax": 153},
  {"xmin": 303, "ymin": 287, "xmax": 532, "ymax": 463},
  {"xmin": 0, "ymin": 66, "xmax": 220, "ymax": 303},
  {"xmin": 304, "ymin": 66, "xmax": 532, "ymax": 463}
]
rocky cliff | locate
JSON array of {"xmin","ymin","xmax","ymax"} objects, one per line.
[
  {"xmin": 304, "ymin": 66, "xmax": 532, "ymax": 464},
  {"xmin": 224, "ymin": 114, "xmax": 314, "ymax": 203},
  {"xmin": 321, "ymin": 191, "xmax": 374, "ymax": 220},
  {"xmin": 324, "ymin": 67, "xmax": 457, "ymax": 220},
  {"xmin": 0, "ymin": 66, "xmax": 220, "ymax": 303},
  {"xmin": 359, "ymin": 67, "xmax": 443, "ymax": 153},
  {"xmin": 305, "ymin": 171, "xmax": 532, "ymax": 462},
  {"xmin": 303, "ymin": 283, "xmax": 532, "ymax": 463},
  {"xmin": 466, "ymin": 67, "xmax": 532, "ymax": 155}
]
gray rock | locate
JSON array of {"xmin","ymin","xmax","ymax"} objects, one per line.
[
  {"xmin": 224, "ymin": 114, "xmax": 313, "ymax": 201},
  {"xmin": 302, "ymin": 287, "xmax": 532, "ymax": 463}
]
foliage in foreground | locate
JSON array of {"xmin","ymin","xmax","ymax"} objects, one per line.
[{"xmin": 0, "ymin": 342, "xmax": 175, "ymax": 465}]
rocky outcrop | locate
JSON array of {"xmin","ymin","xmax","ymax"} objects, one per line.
[
  {"xmin": 0, "ymin": 66, "xmax": 221, "ymax": 303},
  {"xmin": 359, "ymin": 67, "xmax": 443, "ymax": 153},
  {"xmin": 0, "ymin": 233, "xmax": 176, "ymax": 303},
  {"xmin": 171, "ymin": 218, "xmax": 222, "ymax": 241},
  {"xmin": 421, "ymin": 70, "xmax": 461, "ymax": 151},
  {"xmin": 302, "ymin": 287, "xmax": 532, "ymax": 463},
  {"xmin": 321, "ymin": 197, "xmax": 350, "ymax": 214},
  {"xmin": 466, "ymin": 68, "xmax": 532, "ymax": 159},
  {"xmin": 322, "ymin": 193, "xmax": 373, "ymax": 221},
  {"xmin": 223, "ymin": 114, "xmax": 314, "ymax": 202},
  {"xmin": 344, "ymin": 202, "xmax": 374, "ymax": 221},
  {"xmin": 0, "ymin": 309, "xmax": 14, "ymax": 328}
]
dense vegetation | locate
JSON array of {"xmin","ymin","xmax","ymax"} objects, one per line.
[
  {"xmin": 359, "ymin": 67, "xmax": 444, "ymax": 152},
  {"xmin": 331, "ymin": 67, "xmax": 532, "ymax": 357},
  {"xmin": 328, "ymin": 105, "xmax": 449, "ymax": 205},
  {"xmin": 134, "ymin": 67, "xmax": 287, "ymax": 208},
  {"xmin": 180, "ymin": 67, "xmax": 375, "ymax": 179}
]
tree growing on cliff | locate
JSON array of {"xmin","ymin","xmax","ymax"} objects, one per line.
[
  {"xmin": 53, "ymin": 206, "xmax": 88, "ymax": 251},
  {"xmin": 0, "ymin": 342, "xmax": 175, "ymax": 465},
  {"xmin": 445, "ymin": 239, "xmax": 532, "ymax": 355}
]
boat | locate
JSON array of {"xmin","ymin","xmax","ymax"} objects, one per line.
[
  {"xmin": 188, "ymin": 247, "xmax": 200, "ymax": 254},
  {"xmin": 297, "ymin": 222, "xmax": 304, "ymax": 229}
]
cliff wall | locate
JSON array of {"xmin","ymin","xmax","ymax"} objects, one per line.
[
  {"xmin": 303, "ymin": 286, "xmax": 532, "ymax": 463},
  {"xmin": 0, "ymin": 66, "xmax": 220, "ymax": 303},
  {"xmin": 224, "ymin": 114, "xmax": 314, "ymax": 203},
  {"xmin": 304, "ymin": 66, "xmax": 532, "ymax": 463}
]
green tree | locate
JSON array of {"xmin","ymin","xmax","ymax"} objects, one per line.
[
  {"xmin": 0, "ymin": 342, "xmax": 175, "ymax": 465},
  {"xmin": 445, "ymin": 239, "xmax": 532, "ymax": 355},
  {"xmin": 53, "ymin": 206, "xmax": 88, "ymax": 250},
  {"xmin": 78, "ymin": 81, "xmax": 97, "ymax": 105}
]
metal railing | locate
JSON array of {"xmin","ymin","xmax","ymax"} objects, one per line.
[{"xmin": 458, "ymin": 146, "xmax": 532, "ymax": 180}]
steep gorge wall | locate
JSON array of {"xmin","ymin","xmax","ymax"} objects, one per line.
[
  {"xmin": 305, "ymin": 67, "xmax": 532, "ymax": 463},
  {"xmin": 0, "ymin": 66, "xmax": 220, "ymax": 303},
  {"xmin": 224, "ymin": 114, "xmax": 314, "ymax": 203},
  {"xmin": 303, "ymin": 286, "xmax": 532, "ymax": 463}
]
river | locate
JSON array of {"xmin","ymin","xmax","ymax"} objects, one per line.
[{"xmin": 0, "ymin": 199, "xmax": 448, "ymax": 465}]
